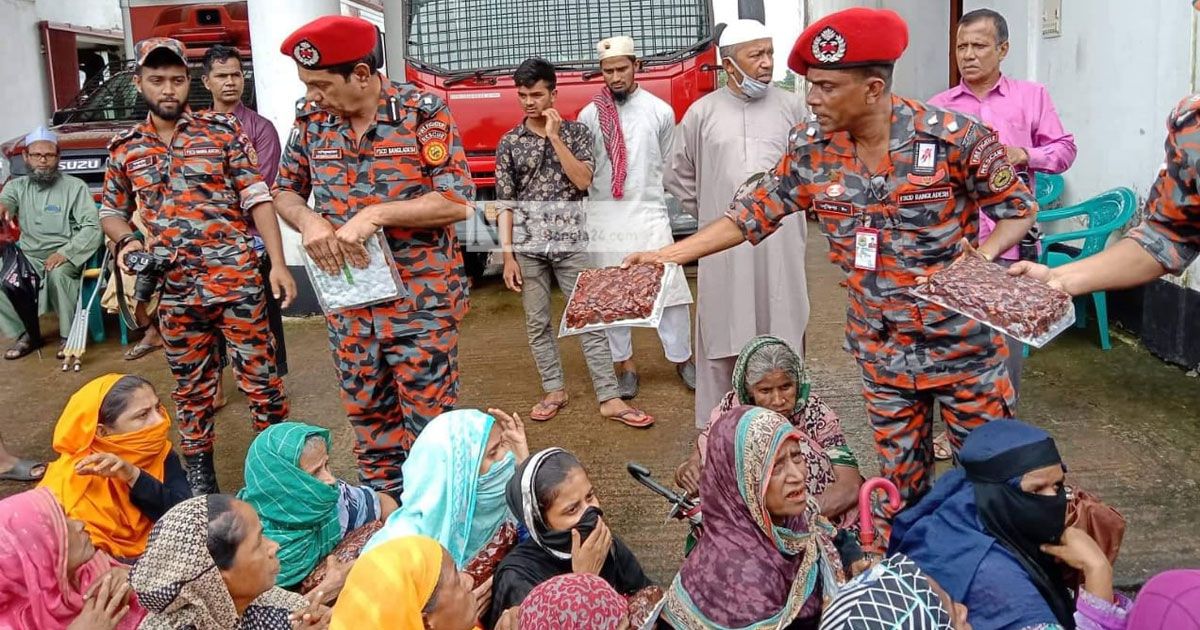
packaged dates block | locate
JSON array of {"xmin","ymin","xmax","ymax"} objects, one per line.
[
  {"xmin": 912, "ymin": 255, "xmax": 1074, "ymax": 347},
  {"xmin": 560, "ymin": 263, "xmax": 668, "ymax": 336}
]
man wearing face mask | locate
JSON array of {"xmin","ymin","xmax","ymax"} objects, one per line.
[
  {"xmin": 0, "ymin": 126, "xmax": 101, "ymax": 360},
  {"xmin": 665, "ymin": 19, "xmax": 810, "ymax": 431},
  {"xmin": 580, "ymin": 36, "xmax": 696, "ymax": 401}
]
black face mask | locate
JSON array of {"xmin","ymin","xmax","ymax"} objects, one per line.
[
  {"xmin": 539, "ymin": 506, "xmax": 603, "ymax": 556},
  {"xmin": 1005, "ymin": 485, "xmax": 1069, "ymax": 544}
]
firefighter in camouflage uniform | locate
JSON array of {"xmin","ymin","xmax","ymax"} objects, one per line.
[
  {"xmin": 100, "ymin": 38, "xmax": 294, "ymax": 495},
  {"xmin": 273, "ymin": 16, "xmax": 474, "ymax": 502},
  {"xmin": 628, "ymin": 8, "xmax": 1039, "ymax": 538}
]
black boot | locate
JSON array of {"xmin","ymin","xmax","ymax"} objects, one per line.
[{"xmin": 184, "ymin": 451, "xmax": 220, "ymax": 496}]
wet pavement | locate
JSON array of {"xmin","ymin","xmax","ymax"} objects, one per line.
[{"xmin": 1, "ymin": 225, "xmax": 1198, "ymax": 587}]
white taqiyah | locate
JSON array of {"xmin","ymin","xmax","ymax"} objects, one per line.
[{"xmin": 597, "ymin": 36, "xmax": 637, "ymax": 61}]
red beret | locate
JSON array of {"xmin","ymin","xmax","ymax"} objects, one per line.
[
  {"xmin": 788, "ymin": 8, "xmax": 908, "ymax": 76},
  {"xmin": 280, "ymin": 15, "xmax": 378, "ymax": 70}
]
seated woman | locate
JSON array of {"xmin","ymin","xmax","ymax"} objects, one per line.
[
  {"xmin": 366, "ymin": 408, "xmax": 528, "ymax": 617},
  {"xmin": 518, "ymin": 573, "xmax": 630, "ymax": 630},
  {"xmin": 331, "ymin": 534, "xmax": 478, "ymax": 630},
  {"xmin": 39, "ymin": 373, "xmax": 188, "ymax": 559},
  {"xmin": 661, "ymin": 405, "xmax": 845, "ymax": 630},
  {"xmin": 239, "ymin": 421, "xmax": 398, "ymax": 599},
  {"xmin": 890, "ymin": 420, "xmax": 1125, "ymax": 630},
  {"xmin": 130, "ymin": 494, "xmax": 330, "ymax": 629},
  {"xmin": 0, "ymin": 488, "xmax": 146, "ymax": 630},
  {"xmin": 820, "ymin": 554, "xmax": 970, "ymax": 630},
  {"xmin": 489, "ymin": 447, "xmax": 654, "ymax": 628},
  {"xmin": 675, "ymin": 336, "xmax": 862, "ymax": 529}
]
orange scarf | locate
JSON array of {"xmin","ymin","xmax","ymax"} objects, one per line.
[{"xmin": 39, "ymin": 373, "xmax": 172, "ymax": 559}]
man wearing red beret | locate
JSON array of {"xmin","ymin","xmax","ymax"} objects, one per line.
[
  {"xmin": 273, "ymin": 15, "xmax": 475, "ymax": 502},
  {"xmin": 629, "ymin": 7, "xmax": 1038, "ymax": 533}
]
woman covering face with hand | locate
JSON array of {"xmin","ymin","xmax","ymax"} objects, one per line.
[
  {"xmin": 39, "ymin": 373, "xmax": 189, "ymax": 559},
  {"xmin": 488, "ymin": 447, "xmax": 654, "ymax": 628}
]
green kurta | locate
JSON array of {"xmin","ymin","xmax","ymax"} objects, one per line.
[{"xmin": 0, "ymin": 174, "xmax": 101, "ymax": 339}]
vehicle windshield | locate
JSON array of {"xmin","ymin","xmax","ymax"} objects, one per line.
[
  {"xmin": 52, "ymin": 61, "xmax": 256, "ymax": 125},
  {"xmin": 406, "ymin": 0, "xmax": 712, "ymax": 75}
]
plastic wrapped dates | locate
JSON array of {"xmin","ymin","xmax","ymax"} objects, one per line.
[
  {"xmin": 302, "ymin": 230, "xmax": 407, "ymax": 313},
  {"xmin": 911, "ymin": 255, "xmax": 1075, "ymax": 347},
  {"xmin": 559, "ymin": 263, "xmax": 679, "ymax": 337}
]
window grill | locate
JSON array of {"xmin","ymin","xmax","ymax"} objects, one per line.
[{"xmin": 405, "ymin": 0, "xmax": 712, "ymax": 75}]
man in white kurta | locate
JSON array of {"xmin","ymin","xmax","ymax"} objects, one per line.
[
  {"xmin": 581, "ymin": 36, "xmax": 695, "ymax": 399},
  {"xmin": 664, "ymin": 20, "xmax": 810, "ymax": 428}
]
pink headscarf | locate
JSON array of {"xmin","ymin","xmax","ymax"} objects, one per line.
[
  {"xmin": 1127, "ymin": 569, "xmax": 1200, "ymax": 630},
  {"xmin": 519, "ymin": 573, "xmax": 628, "ymax": 630},
  {"xmin": 0, "ymin": 488, "xmax": 145, "ymax": 630}
]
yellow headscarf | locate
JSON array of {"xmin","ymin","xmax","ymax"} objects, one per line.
[
  {"xmin": 39, "ymin": 373, "xmax": 171, "ymax": 559},
  {"xmin": 331, "ymin": 535, "xmax": 444, "ymax": 630}
]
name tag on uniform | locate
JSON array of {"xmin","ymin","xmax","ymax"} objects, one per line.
[
  {"xmin": 896, "ymin": 187, "xmax": 952, "ymax": 205},
  {"xmin": 815, "ymin": 200, "xmax": 853, "ymax": 216},
  {"xmin": 184, "ymin": 146, "xmax": 222, "ymax": 158},
  {"xmin": 313, "ymin": 148, "xmax": 343, "ymax": 161},
  {"xmin": 374, "ymin": 145, "xmax": 418, "ymax": 157},
  {"xmin": 128, "ymin": 156, "xmax": 157, "ymax": 172},
  {"xmin": 854, "ymin": 228, "xmax": 879, "ymax": 270}
]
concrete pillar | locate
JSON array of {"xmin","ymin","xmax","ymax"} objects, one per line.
[
  {"xmin": 246, "ymin": 0, "xmax": 339, "ymax": 267},
  {"xmin": 381, "ymin": 0, "xmax": 407, "ymax": 82}
]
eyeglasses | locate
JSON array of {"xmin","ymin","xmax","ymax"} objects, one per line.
[{"xmin": 26, "ymin": 153, "xmax": 57, "ymax": 161}]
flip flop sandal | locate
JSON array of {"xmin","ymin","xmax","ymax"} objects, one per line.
[
  {"xmin": 0, "ymin": 458, "xmax": 46, "ymax": 482},
  {"xmin": 605, "ymin": 408, "xmax": 654, "ymax": 429},
  {"xmin": 124, "ymin": 342, "xmax": 161, "ymax": 361},
  {"xmin": 4, "ymin": 335, "xmax": 37, "ymax": 360},
  {"xmin": 933, "ymin": 432, "xmax": 953, "ymax": 461},
  {"xmin": 530, "ymin": 398, "xmax": 568, "ymax": 422}
]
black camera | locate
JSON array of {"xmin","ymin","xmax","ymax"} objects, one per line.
[{"xmin": 123, "ymin": 250, "xmax": 169, "ymax": 303}]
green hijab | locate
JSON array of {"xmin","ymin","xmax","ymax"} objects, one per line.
[
  {"xmin": 238, "ymin": 422, "xmax": 341, "ymax": 588},
  {"xmin": 732, "ymin": 335, "xmax": 811, "ymax": 414}
]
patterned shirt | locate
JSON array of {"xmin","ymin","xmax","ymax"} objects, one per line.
[
  {"xmin": 730, "ymin": 95, "xmax": 1036, "ymax": 388},
  {"xmin": 1127, "ymin": 93, "xmax": 1200, "ymax": 274},
  {"xmin": 100, "ymin": 111, "xmax": 272, "ymax": 306},
  {"xmin": 276, "ymin": 76, "xmax": 474, "ymax": 338},
  {"xmin": 495, "ymin": 120, "xmax": 593, "ymax": 256}
]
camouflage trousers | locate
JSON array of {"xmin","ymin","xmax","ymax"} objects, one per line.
[
  {"xmin": 329, "ymin": 319, "xmax": 459, "ymax": 501},
  {"xmin": 863, "ymin": 359, "xmax": 1015, "ymax": 542},
  {"xmin": 159, "ymin": 295, "xmax": 289, "ymax": 456}
]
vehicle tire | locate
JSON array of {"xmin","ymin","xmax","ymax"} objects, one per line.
[{"xmin": 463, "ymin": 250, "xmax": 489, "ymax": 281}]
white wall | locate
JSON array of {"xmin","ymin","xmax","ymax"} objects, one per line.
[
  {"xmin": 887, "ymin": 0, "xmax": 950, "ymax": 100},
  {"xmin": 0, "ymin": 0, "xmax": 53, "ymax": 141}
]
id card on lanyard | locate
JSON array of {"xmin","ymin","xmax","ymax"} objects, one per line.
[{"xmin": 854, "ymin": 226, "xmax": 880, "ymax": 270}]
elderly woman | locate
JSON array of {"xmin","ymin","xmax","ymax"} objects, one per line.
[
  {"xmin": 890, "ymin": 420, "xmax": 1126, "ymax": 630},
  {"xmin": 675, "ymin": 335, "xmax": 862, "ymax": 529},
  {"xmin": 518, "ymin": 573, "xmax": 630, "ymax": 630},
  {"xmin": 130, "ymin": 494, "xmax": 331, "ymax": 630},
  {"xmin": 239, "ymin": 422, "xmax": 398, "ymax": 599},
  {"xmin": 331, "ymin": 535, "xmax": 478, "ymax": 630},
  {"xmin": 0, "ymin": 488, "xmax": 146, "ymax": 629},
  {"xmin": 40, "ymin": 373, "xmax": 189, "ymax": 559},
  {"xmin": 660, "ymin": 405, "xmax": 845, "ymax": 629},
  {"xmin": 366, "ymin": 408, "xmax": 529, "ymax": 620}
]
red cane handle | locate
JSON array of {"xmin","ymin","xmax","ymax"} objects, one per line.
[{"xmin": 858, "ymin": 477, "xmax": 901, "ymax": 546}]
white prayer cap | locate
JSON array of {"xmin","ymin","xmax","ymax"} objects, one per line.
[
  {"xmin": 23, "ymin": 126, "xmax": 57, "ymax": 147},
  {"xmin": 597, "ymin": 36, "xmax": 637, "ymax": 61},
  {"xmin": 719, "ymin": 19, "xmax": 772, "ymax": 57}
]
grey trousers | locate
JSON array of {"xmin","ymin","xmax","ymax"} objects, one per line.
[{"xmin": 516, "ymin": 251, "xmax": 620, "ymax": 402}]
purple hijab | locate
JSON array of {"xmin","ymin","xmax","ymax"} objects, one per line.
[
  {"xmin": 1126, "ymin": 570, "xmax": 1200, "ymax": 629},
  {"xmin": 661, "ymin": 406, "xmax": 843, "ymax": 628}
]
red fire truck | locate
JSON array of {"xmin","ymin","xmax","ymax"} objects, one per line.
[{"xmin": 402, "ymin": 0, "xmax": 719, "ymax": 275}]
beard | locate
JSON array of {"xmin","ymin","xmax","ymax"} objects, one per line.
[
  {"xmin": 30, "ymin": 167, "xmax": 61, "ymax": 187},
  {"xmin": 609, "ymin": 86, "xmax": 630, "ymax": 104},
  {"xmin": 147, "ymin": 98, "xmax": 184, "ymax": 121}
]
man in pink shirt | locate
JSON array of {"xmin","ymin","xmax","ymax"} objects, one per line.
[{"xmin": 929, "ymin": 8, "xmax": 1076, "ymax": 420}]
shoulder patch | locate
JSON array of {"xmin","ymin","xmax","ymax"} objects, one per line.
[
  {"xmin": 107, "ymin": 126, "xmax": 139, "ymax": 151},
  {"xmin": 1171, "ymin": 93, "xmax": 1200, "ymax": 130},
  {"xmin": 790, "ymin": 118, "xmax": 824, "ymax": 147},
  {"xmin": 914, "ymin": 104, "xmax": 982, "ymax": 148},
  {"xmin": 416, "ymin": 91, "xmax": 447, "ymax": 118},
  {"xmin": 192, "ymin": 111, "xmax": 240, "ymax": 134}
]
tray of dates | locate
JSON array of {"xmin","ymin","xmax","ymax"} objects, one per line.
[
  {"xmin": 558, "ymin": 263, "xmax": 681, "ymax": 337},
  {"xmin": 910, "ymin": 255, "xmax": 1074, "ymax": 348}
]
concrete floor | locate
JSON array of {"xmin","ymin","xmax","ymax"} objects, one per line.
[{"xmin": 1, "ymin": 226, "xmax": 1197, "ymax": 587}]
